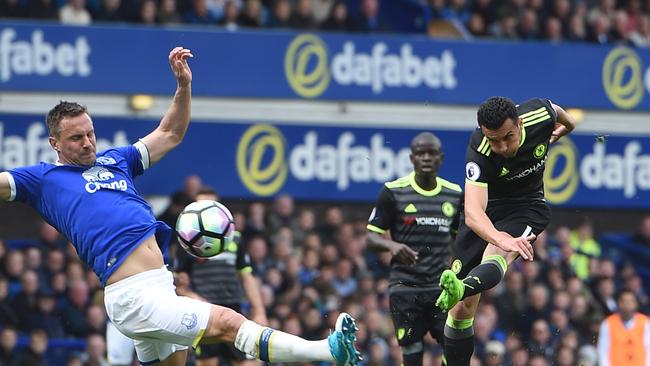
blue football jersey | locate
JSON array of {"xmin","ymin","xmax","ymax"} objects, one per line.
[{"xmin": 6, "ymin": 144, "xmax": 172, "ymax": 285}]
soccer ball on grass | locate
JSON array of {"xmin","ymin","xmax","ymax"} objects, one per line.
[{"xmin": 175, "ymin": 200, "xmax": 235, "ymax": 258}]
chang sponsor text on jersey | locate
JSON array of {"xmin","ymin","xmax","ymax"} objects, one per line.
[{"xmin": 82, "ymin": 166, "xmax": 128, "ymax": 194}]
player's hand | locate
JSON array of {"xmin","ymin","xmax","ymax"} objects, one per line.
[
  {"xmin": 550, "ymin": 123, "xmax": 567, "ymax": 144},
  {"xmin": 497, "ymin": 234, "xmax": 536, "ymax": 261},
  {"xmin": 389, "ymin": 243, "xmax": 418, "ymax": 265},
  {"xmin": 169, "ymin": 46, "xmax": 193, "ymax": 88}
]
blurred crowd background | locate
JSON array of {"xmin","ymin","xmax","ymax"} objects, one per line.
[
  {"xmin": 2, "ymin": 173, "xmax": 650, "ymax": 365},
  {"xmin": 1, "ymin": 0, "xmax": 650, "ymax": 46}
]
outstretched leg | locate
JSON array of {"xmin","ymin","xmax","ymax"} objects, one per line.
[{"xmin": 201, "ymin": 305, "xmax": 361, "ymax": 366}]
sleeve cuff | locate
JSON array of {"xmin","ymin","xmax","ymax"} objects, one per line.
[
  {"xmin": 465, "ymin": 178, "xmax": 488, "ymax": 187},
  {"xmin": 367, "ymin": 224, "xmax": 386, "ymax": 235},
  {"xmin": 2, "ymin": 172, "xmax": 16, "ymax": 201},
  {"xmin": 134, "ymin": 140, "xmax": 150, "ymax": 170},
  {"xmin": 238, "ymin": 266, "xmax": 253, "ymax": 274}
]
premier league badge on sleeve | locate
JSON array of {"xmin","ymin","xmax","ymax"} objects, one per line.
[{"xmin": 466, "ymin": 162, "xmax": 481, "ymax": 181}]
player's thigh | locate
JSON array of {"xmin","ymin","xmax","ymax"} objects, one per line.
[
  {"xmin": 105, "ymin": 268, "xmax": 211, "ymax": 347},
  {"xmin": 492, "ymin": 202, "xmax": 551, "ymax": 246},
  {"xmin": 389, "ymin": 290, "xmax": 431, "ymax": 346},
  {"xmin": 421, "ymin": 292, "xmax": 446, "ymax": 345},
  {"xmin": 157, "ymin": 348, "xmax": 188, "ymax": 366},
  {"xmin": 132, "ymin": 340, "xmax": 188, "ymax": 366},
  {"xmin": 106, "ymin": 320, "xmax": 135, "ymax": 366},
  {"xmin": 451, "ymin": 221, "xmax": 487, "ymax": 278},
  {"xmin": 200, "ymin": 304, "xmax": 248, "ymax": 344}
]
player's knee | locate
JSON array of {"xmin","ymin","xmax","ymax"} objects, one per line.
[
  {"xmin": 205, "ymin": 305, "xmax": 247, "ymax": 342},
  {"xmin": 484, "ymin": 243, "xmax": 506, "ymax": 257}
]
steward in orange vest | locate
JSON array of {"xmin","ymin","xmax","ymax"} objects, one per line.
[{"xmin": 597, "ymin": 290, "xmax": 650, "ymax": 366}]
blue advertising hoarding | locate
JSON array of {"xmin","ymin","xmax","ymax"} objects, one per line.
[
  {"xmin": 1, "ymin": 21, "xmax": 649, "ymax": 110},
  {"xmin": 0, "ymin": 113, "xmax": 649, "ymax": 208}
]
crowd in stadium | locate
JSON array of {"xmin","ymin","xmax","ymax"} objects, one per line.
[
  {"xmin": 0, "ymin": 0, "xmax": 649, "ymax": 46},
  {"xmin": 0, "ymin": 172, "xmax": 649, "ymax": 365}
]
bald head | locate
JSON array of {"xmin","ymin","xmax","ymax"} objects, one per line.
[{"xmin": 411, "ymin": 132, "xmax": 441, "ymax": 151}]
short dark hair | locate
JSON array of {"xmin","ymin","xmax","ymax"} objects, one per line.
[
  {"xmin": 196, "ymin": 186, "xmax": 219, "ymax": 200},
  {"xmin": 46, "ymin": 101, "xmax": 87, "ymax": 137},
  {"xmin": 477, "ymin": 96, "xmax": 518, "ymax": 130},
  {"xmin": 616, "ymin": 288, "xmax": 637, "ymax": 302}
]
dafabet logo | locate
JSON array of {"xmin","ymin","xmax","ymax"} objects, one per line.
[
  {"xmin": 602, "ymin": 46, "xmax": 650, "ymax": 109},
  {"xmin": 284, "ymin": 34, "xmax": 458, "ymax": 98},
  {"xmin": 236, "ymin": 124, "xmax": 413, "ymax": 196}
]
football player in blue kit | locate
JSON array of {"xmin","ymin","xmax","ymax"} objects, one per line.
[{"xmin": 0, "ymin": 47, "xmax": 360, "ymax": 366}]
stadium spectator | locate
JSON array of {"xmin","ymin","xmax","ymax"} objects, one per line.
[
  {"xmin": 27, "ymin": 0, "xmax": 58, "ymax": 20},
  {"xmin": 219, "ymin": 0, "xmax": 240, "ymax": 31},
  {"xmin": 138, "ymin": 0, "xmax": 158, "ymax": 25},
  {"xmin": 528, "ymin": 319, "xmax": 554, "ymax": 359},
  {"xmin": 517, "ymin": 8, "xmax": 540, "ymax": 39},
  {"xmin": 633, "ymin": 215, "xmax": 650, "ymax": 247},
  {"xmin": 0, "ymin": 326, "xmax": 20, "ymax": 366},
  {"xmin": 238, "ymin": 0, "xmax": 263, "ymax": 27},
  {"xmin": 290, "ymin": 0, "xmax": 318, "ymax": 29},
  {"xmin": 320, "ymin": 0, "xmax": 351, "ymax": 31},
  {"xmin": 31, "ymin": 290, "xmax": 65, "ymax": 338},
  {"xmin": 85, "ymin": 304, "xmax": 107, "ymax": 336},
  {"xmin": 0, "ymin": 0, "xmax": 26, "ymax": 18},
  {"xmin": 5, "ymin": 250, "xmax": 25, "ymax": 300},
  {"xmin": 544, "ymin": 16, "xmax": 564, "ymax": 41},
  {"xmin": 93, "ymin": 0, "xmax": 126, "ymax": 22},
  {"xmin": 318, "ymin": 206, "xmax": 343, "ymax": 243},
  {"xmin": 81, "ymin": 333, "xmax": 109, "ymax": 366},
  {"xmin": 242, "ymin": 202, "xmax": 267, "ymax": 239},
  {"xmin": 352, "ymin": 0, "xmax": 392, "ymax": 33},
  {"xmin": 467, "ymin": 12, "xmax": 488, "ymax": 37},
  {"xmin": 567, "ymin": 13, "xmax": 588, "ymax": 41},
  {"xmin": 598, "ymin": 289, "xmax": 650, "ymax": 366},
  {"xmin": 569, "ymin": 218, "xmax": 601, "ymax": 280},
  {"xmin": 630, "ymin": 14, "xmax": 650, "ymax": 46},
  {"xmin": 11, "ymin": 270, "xmax": 40, "ymax": 333},
  {"xmin": 184, "ymin": 0, "xmax": 220, "ymax": 25},
  {"xmin": 18, "ymin": 329, "xmax": 49, "ymax": 366},
  {"xmin": 495, "ymin": 270, "xmax": 526, "ymax": 332},
  {"xmin": 267, "ymin": 0, "xmax": 291, "ymax": 28},
  {"xmin": 0, "ymin": 276, "xmax": 18, "ymax": 327},
  {"xmin": 61, "ymin": 280, "xmax": 90, "ymax": 338},
  {"xmin": 482, "ymin": 340, "xmax": 505, "ymax": 366},
  {"xmin": 267, "ymin": 194, "xmax": 298, "ymax": 234},
  {"xmin": 588, "ymin": 13, "xmax": 613, "ymax": 44},
  {"xmin": 311, "ymin": 0, "xmax": 334, "ymax": 23},
  {"xmin": 59, "ymin": 0, "xmax": 93, "ymax": 25},
  {"xmin": 157, "ymin": 0, "xmax": 182, "ymax": 24}
]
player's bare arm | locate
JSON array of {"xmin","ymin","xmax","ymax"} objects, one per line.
[
  {"xmin": 141, "ymin": 47, "xmax": 194, "ymax": 165},
  {"xmin": 366, "ymin": 232, "xmax": 418, "ymax": 265},
  {"xmin": 0, "ymin": 172, "xmax": 11, "ymax": 201},
  {"xmin": 464, "ymin": 181, "xmax": 535, "ymax": 260},
  {"xmin": 549, "ymin": 103, "xmax": 577, "ymax": 144},
  {"xmin": 240, "ymin": 271, "xmax": 268, "ymax": 325}
]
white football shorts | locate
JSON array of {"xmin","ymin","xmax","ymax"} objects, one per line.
[
  {"xmin": 104, "ymin": 266, "xmax": 211, "ymax": 365},
  {"xmin": 106, "ymin": 320, "xmax": 134, "ymax": 365}
]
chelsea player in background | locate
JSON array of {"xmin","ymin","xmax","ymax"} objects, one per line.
[{"xmin": 0, "ymin": 47, "xmax": 360, "ymax": 366}]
